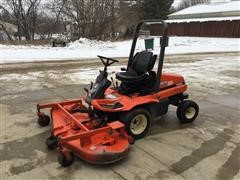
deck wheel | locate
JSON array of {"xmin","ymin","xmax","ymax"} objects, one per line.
[
  {"xmin": 46, "ymin": 136, "xmax": 58, "ymax": 150},
  {"xmin": 58, "ymin": 152, "xmax": 74, "ymax": 167},
  {"xmin": 37, "ymin": 113, "xmax": 50, "ymax": 127},
  {"xmin": 128, "ymin": 135, "xmax": 135, "ymax": 145}
]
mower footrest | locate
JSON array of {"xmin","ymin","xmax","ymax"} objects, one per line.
[{"xmin": 107, "ymin": 121, "xmax": 125, "ymax": 130}]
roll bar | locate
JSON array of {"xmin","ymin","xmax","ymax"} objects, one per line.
[{"xmin": 127, "ymin": 19, "xmax": 168, "ymax": 92}]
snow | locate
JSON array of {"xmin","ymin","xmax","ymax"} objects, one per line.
[
  {"xmin": 167, "ymin": 16, "xmax": 240, "ymax": 23},
  {"xmin": 169, "ymin": 1, "xmax": 240, "ymax": 16},
  {"xmin": 163, "ymin": 56, "xmax": 240, "ymax": 95},
  {"xmin": 63, "ymin": 55, "xmax": 240, "ymax": 95},
  {"xmin": 172, "ymin": 0, "xmax": 182, "ymax": 8},
  {"xmin": 61, "ymin": 56, "xmax": 239, "ymax": 95},
  {"xmin": 1, "ymin": 55, "xmax": 239, "ymax": 96},
  {"xmin": 1, "ymin": 37, "xmax": 239, "ymax": 64}
]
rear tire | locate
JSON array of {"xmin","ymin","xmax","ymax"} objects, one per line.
[
  {"xmin": 119, "ymin": 108, "xmax": 151, "ymax": 139},
  {"xmin": 177, "ymin": 100, "xmax": 199, "ymax": 123}
]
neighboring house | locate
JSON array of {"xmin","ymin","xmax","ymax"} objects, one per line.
[
  {"xmin": 168, "ymin": 1, "xmax": 240, "ymax": 19},
  {"xmin": 0, "ymin": 20, "xmax": 17, "ymax": 41},
  {"xmin": 151, "ymin": 1, "xmax": 240, "ymax": 37}
]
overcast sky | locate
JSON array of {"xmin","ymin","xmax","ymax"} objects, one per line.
[
  {"xmin": 0, "ymin": 0, "xmax": 234, "ymax": 11},
  {"xmin": 172, "ymin": 0, "xmax": 233, "ymax": 8}
]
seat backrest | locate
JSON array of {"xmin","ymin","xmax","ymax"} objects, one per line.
[{"xmin": 131, "ymin": 51, "xmax": 156, "ymax": 74}]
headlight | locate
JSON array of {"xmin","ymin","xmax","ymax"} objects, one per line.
[
  {"xmin": 100, "ymin": 102, "xmax": 123, "ymax": 109},
  {"xmin": 105, "ymin": 94, "xmax": 117, "ymax": 99}
]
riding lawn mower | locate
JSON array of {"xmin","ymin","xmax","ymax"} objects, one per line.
[{"xmin": 37, "ymin": 19, "xmax": 199, "ymax": 167}]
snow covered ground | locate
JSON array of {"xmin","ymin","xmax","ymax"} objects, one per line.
[
  {"xmin": 1, "ymin": 53, "xmax": 239, "ymax": 95},
  {"xmin": 58, "ymin": 55, "xmax": 240, "ymax": 95},
  {"xmin": 1, "ymin": 37, "xmax": 239, "ymax": 64}
]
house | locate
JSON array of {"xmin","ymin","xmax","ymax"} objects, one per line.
[
  {"xmin": 151, "ymin": 1, "xmax": 240, "ymax": 37},
  {"xmin": 0, "ymin": 20, "xmax": 17, "ymax": 41},
  {"xmin": 168, "ymin": 1, "xmax": 240, "ymax": 20}
]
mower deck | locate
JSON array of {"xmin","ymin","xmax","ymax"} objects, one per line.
[{"xmin": 37, "ymin": 99, "xmax": 130, "ymax": 165}]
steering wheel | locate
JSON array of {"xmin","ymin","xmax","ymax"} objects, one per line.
[{"xmin": 97, "ymin": 55, "xmax": 119, "ymax": 67}]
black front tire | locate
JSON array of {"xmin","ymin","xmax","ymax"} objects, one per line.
[
  {"xmin": 58, "ymin": 152, "xmax": 74, "ymax": 167},
  {"xmin": 38, "ymin": 115, "xmax": 50, "ymax": 127},
  {"xmin": 177, "ymin": 100, "xmax": 199, "ymax": 123},
  {"xmin": 119, "ymin": 108, "xmax": 151, "ymax": 139}
]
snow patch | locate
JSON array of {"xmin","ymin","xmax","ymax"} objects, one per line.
[
  {"xmin": 169, "ymin": 1, "xmax": 240, "ymax": 16},
  {"xmin": 1, "ymin": 37, "xmax": 239, "ymax": 64}
]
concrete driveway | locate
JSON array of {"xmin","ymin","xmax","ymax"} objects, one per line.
[{"xmin": 1, "ymin": 52, "xmax": 239, "ymax": 180}]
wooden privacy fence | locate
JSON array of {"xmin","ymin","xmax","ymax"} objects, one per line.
[{"xmin": 150, "ymin": 20, "xmax": 240, "ymax": 38}]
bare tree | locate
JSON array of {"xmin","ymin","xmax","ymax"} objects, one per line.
[
  {"xmin": 110, "ymin": 0, "xmax": 116, "ymax": 38},
  {"xmin": 37, "ymin": 0, "xmax": 66, "ymax": 39},
  {"xmin": 117, "ymin": 0, "xmax": 140, "ymax": 39},
  {"xmin": 191, "ymin": 0, "xmax": 210, "ymax": 5},
  {"xmin": 60, "ymin": 0, "xmax": 115, "ymax": 40},
  {"xmin": 0, "ymin": 0, "xmax": 41, "ymax": 41}
]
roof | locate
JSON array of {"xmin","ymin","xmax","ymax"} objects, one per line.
[
  {"xmin": 169, "ymin": 1, "xmax": 240, "ymax": 19},
  {"xmin": 0, "ymin": 20, "xmax": 17, "ymax": 34},
  {"xmin": 166, "ymin": 16, "xmax": 240, "ymax": 23}
]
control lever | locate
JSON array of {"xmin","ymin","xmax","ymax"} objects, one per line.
[
  {"xmin": 84, "ymin": 88, "xmax": 89, "ymax": 94},
  {"xmin": 90, "ymin": 82, "xmax": 93, "ymax": 89},
  {"xmin": 111, "ymin": 77, "xmax": 115, "ymax": 88}
]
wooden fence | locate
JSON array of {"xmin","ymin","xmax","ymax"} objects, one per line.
[{"xmin": 150, "ymin": 20, "xmax": 240, "ymax": 38}]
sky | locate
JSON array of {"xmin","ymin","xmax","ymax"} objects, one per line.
[{"xmin": 172, "ymin": 0, "xmax": 233, "ymax": 8}]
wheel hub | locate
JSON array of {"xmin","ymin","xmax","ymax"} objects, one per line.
[
  {"xmin": 130, "ymin": 114, "xmax": 148, "ymax": 135},
  {"xmin": 185, "ymin": 107, "xmax": 196, "ymax": 119}
]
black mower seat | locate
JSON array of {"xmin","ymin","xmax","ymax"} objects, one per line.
[
  {"xmin": 116, "ymin": 69, "xmax": 148, "ymax": 82},
  {"xmin": 116, "ymin": 51, "xmax": 157, "ymax": 83}
]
